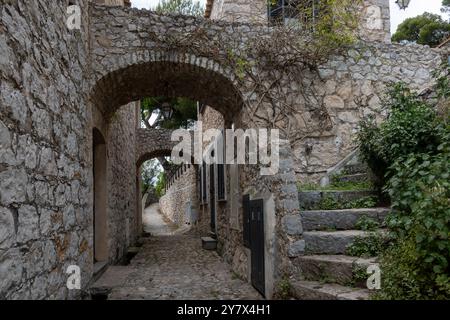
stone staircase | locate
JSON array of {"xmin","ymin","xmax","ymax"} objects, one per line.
[{"xmin": 291, "ymin": 159, "xmax": 388, "ymax": 300}]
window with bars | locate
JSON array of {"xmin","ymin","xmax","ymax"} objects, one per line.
[{"xmin": 268, "ymin": 0, "xmax": 320, "ymax": 28}]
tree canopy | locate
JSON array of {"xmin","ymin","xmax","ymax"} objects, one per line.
[
  {"xmin": 141, "ymin": 97, "xmax": 197, "ymax": 130},
  {"xmin": 154, "ymin": 0, "xmax": 204, "ymax": 16},
  {"xmin": 392, "ymin": 12, "xmax": 450, "ymax": 47},
  {"xmin": 443, "ymin": 0, "xmax": 450, "ymax": 16}
]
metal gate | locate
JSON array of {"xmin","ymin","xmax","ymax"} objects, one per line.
[
  {"xmin": 249, "ymin": 199, "xmax": 265, "ymax": 296},
  {"xmin": 210, "ymin": 165, "xmax": 216, "ymax": 233}
]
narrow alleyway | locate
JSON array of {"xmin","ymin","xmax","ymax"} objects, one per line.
[
  {"xmin": 91, "ymin": 205, "xmax": 262, "ymax": 300},
  {"xmin": 142, "ymin": 203, "xmax": 179, "ymax": 236}
]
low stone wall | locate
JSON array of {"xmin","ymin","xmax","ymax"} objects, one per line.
[{"xmin": 159, "ymin": 165, "xmax": 199, "ymax": 227}]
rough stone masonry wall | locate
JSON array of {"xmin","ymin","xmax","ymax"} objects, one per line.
[
  {"xmin": 159, "ymin": 165, "xmax": 199, "ymax": 227},
  {"xmin": 294, "ymin": 43, "xmax": 443, "ymax": 181},
  {"xmin": 0, "ymin": 0, "xmax": 92, "ymax": 299},
  {"xmin": 1, "ymin": 1, "xmax": 142, "ymax": 299},
  {"xmin": 106, "ymin": 103, "xmax": 140, "ymax": 262},
  {"xmin": 208, "ymin": 0, "xmax": 391, "ymax": 43}
]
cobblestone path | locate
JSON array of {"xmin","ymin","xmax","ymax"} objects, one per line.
[
  {"xmin": 92, "ymin": 218, "xmax": 262, "ymax": 300},
  {"xmin": 142, "ymin": 203, "xmax": 178, "ymax": 236}
]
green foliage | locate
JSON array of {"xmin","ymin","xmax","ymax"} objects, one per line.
[
  {"xmin": 375, "ymin": 235, "xmax": 450, "ymax": 300},
  {"xmin": 141, "ymin": 159, "xmax": 163, "ymax": 195},
  {"xmin": 348, "ymin": 196, "xmax": 378, "ymax": 209},
  {"xmin": 154, "ymin": 171, "xmax": 167, "ymax": 198},
  {"xmin": 141, "ymin": 97, "xmax": 197, "ymax": 129},
  {"xmin": 443, "ymin": 0, "xmax": 450, "ymax": 13},
  {"xmin": 351, "ymin": 263, "xmax": 370, "ymax": 287},
  {"xmin": 309, "ymin": 0, "xmax": 363, "ymax": 50},
  {"xmin": 297, "ymin": 176, "xmax": 372, "ymax": 192},
  {"xmin": 276, "ymin": 278, "xmax": 292, "ymax": 299},
  {"xmin": 355, "ymin": 216, "xmax": 380, "ymax": 232},
  {"xmin": 391, "ymin": 13, "xmax": 450, "ymax": 46},
  {"xmin": 328, "ymin": 175, "xmax": 373, "ymax": 191},
  {"xmin": 357, "ymin": 82, "xmax": 444, "ymax": 184},
  {"xmin": 381, "ymin": 148, "xmax": 450, "ymax": 299},
  {"xmin": 346, "ymin": 233, "xmax": 386, "ymax": 258},
  {"xmin": 357, "ymin": 63, "xmax": 450, "ymax": 299},
  {"xmin": 311, "ymin": 196, "xmax": 377, "ymax": 210},
  {"xmin": 154, "ymin": 0, "xmax": 204, "ymax": 16}
]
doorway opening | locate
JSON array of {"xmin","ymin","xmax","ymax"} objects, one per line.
[{"xmin": 93, "ymin": 128, "xmax": 108, "ymax": 265}]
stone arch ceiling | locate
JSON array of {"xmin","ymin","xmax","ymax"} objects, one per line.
[
  {"xmin": 136, "ymin": 128, "xmax": 176, "ymax": 167},
  {"xmin": 88, "ymin": 4, "xmax": 259, "ymax": 122},
  {"xmin": 90, "ymin": 60, "xmax": 244, "ymax": 121}
]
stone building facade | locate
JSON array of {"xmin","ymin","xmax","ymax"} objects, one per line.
[
  {"xmin": 206, "ymin": 0, "xmax": 391, "ymax": 43},
  {"xmin": 0, "ymin": 0, "xmax": 445, "ymax": 300}
]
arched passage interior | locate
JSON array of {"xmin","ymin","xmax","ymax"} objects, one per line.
[{"xmin": 93, "ymin": 128, "xmax": 108, "ymax": 263}]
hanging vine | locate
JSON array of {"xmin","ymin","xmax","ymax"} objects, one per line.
[{"xmin": 145, "ymin": 0, "xmax": 363, "ymax": 141}]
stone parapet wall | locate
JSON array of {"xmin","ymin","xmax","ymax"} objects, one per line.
[{"xmin": 159, "ymin": 165, "xmax": 200, "ymax": 227}]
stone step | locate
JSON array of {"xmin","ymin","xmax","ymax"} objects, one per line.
[
  {"xmin": 302, "ymin": 208, "xmax": 389, "ymax": 231},
  {"xmin": 93, "ymin": 261, "xmax": 109, "ymax": 282},
  {"xmin": 298, "ymin": 190, "xmax": 377, "ymax": 210},
  {"xmin": 90, "ymin": 266, "xmax": 136, "ymax": 300},
  {"xmin": 303, "ymin": 230, "xmax": 370, "ymax": 254},
  {"xmin": 342, "ymin": 163, "xmax": 368, "ymax": 175},
  {"xmin": 333, "ymin": 173, "xmax": 369, "ymax": 184},
  {"xmin": 201, "ymin": 237, "xmax": 217, "ymax": 250},
  {"xmin": 290, "ymin": 280, "xmax": 371, "ymax": 300},
  {"xmin": 295, "ymin": 255, "xmax": 378, "ymax": 288}
]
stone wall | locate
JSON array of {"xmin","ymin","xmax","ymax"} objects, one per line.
[
  {"xmin": 0, "ymin": 0, "xmax": 92, "ymax": 299},
  {"xmin": 293, "ymin": 42, "xmax": 443, "ymax": 182},
  {"xmin": 208, "ymin": 0, "xmax": 267, "ymax": 23},
  {"xmin": 0, "ymin": 1, "xmax": 444, "ymax": 300},
  {"xmin": 207, "ymin": 0, "xmax": 391, "ymax": 42},
  {"xmin": 106, "ymin": 103, "xmax": 140, "ymax": 262},
  {"xmin": 0, "ymin": 0, "xmax": 141, "ymax": 299},
  {"xmin": 136, "ymin": 128, "xmax": 175, "ymax": 167},
  {"xmin": 159, "ymin": 165, "xmax": 200, "ymax": 227}
]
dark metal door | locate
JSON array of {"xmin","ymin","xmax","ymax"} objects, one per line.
[
  {"xmin": 250, "ymin": 199, "xmax": 265, "ymax": 296},
  {"xmin": 210, "ymin": 165, "xmax": 216, "ymax": 233}
]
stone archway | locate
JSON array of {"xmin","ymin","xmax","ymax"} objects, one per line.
[{"xmin": 87, "ymin": 5, "xmax": 303, "ymax": 298}]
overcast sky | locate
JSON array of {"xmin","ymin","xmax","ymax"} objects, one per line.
[{"xmin": 131, "ymin": 0, "xmax": 447, "ymax": 34}]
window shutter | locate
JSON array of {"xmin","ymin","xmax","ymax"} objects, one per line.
[
  {"xmin": 202, "ymin": 162, "xmax": 207, "ymax": 203},
  {"xmin": 198, "ymin": 165, "xmax": 202, "ymax": 202},
  {"xmin": 217, "ymin": 164, "xmax": 225, "ymax": 201}
]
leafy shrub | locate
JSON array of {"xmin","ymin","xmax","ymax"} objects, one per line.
[
  {"xmin": 357, "ymin": 64, "xmax": 450, "ymax": 299},
  {"xmin": 355, "ymin": 215, "xmax": 380, "ymax": 231},
  {"xmin": 346, "ymin": 232, "xmax": 386, "ymax": 258},
  {"xmin": 357, "ymin": 82, "xmax": 444, "ymax": 183},
  {"xmin": 375, "ymin": 235, "xmax": 450, "ymax": 300},
  {"xmin": 311, "ymin": 196, "xmax": 377, "ymax": 210},
  {"xmin": 380, "ymin": 140, "xmax": 450, "ymax": 299}
]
